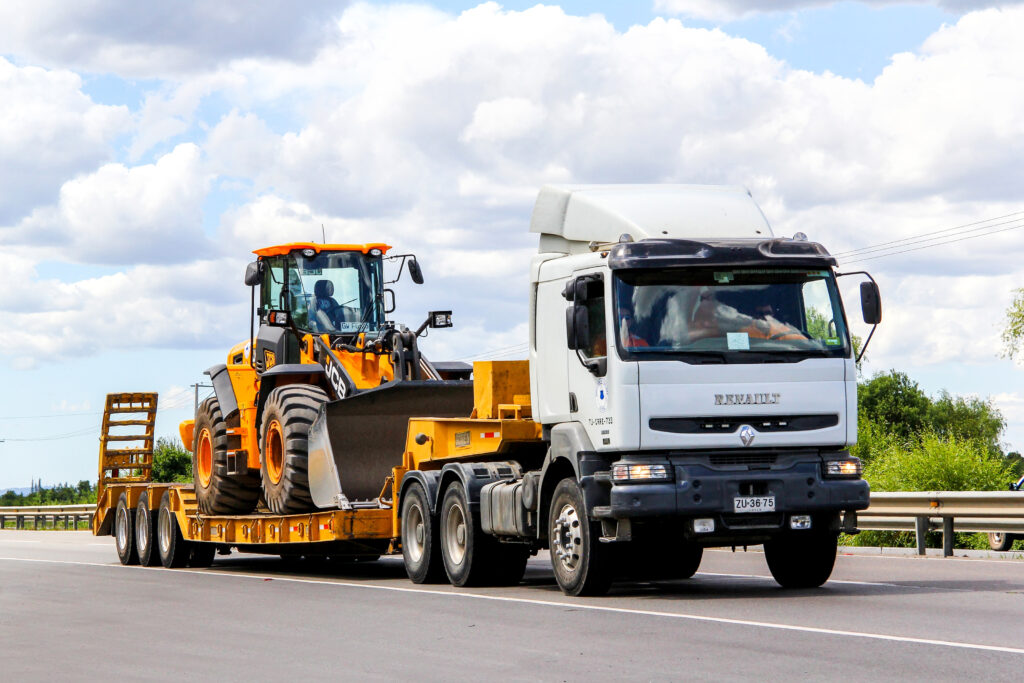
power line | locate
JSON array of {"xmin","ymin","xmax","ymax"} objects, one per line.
[
  {"xmin": 841, "ymin": 218, "xmax": 1024, "ymax": 265},
  {"xmin": 832, "ymin": 210, "xmax": 1024, "ymax": 258}
]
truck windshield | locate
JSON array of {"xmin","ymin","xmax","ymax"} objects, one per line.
[
  {"xmin": 613, "ymin": 267, "xmax": 850, "ymax": 362},
  {"xmin": 265, "ymin": 251, "xmax": 384, "ymax": 335}
]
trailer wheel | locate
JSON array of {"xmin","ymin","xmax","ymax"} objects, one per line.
[
  {"xmin": 440, "ymin": 482, "xmax": 499, "ymax": 587},
  {"xmin": 548, "ymin": 478, "xmax": 612, "ymax": 596},
  {"xmin": 259, "ymin": 385, "xmax": 327, "ymax": 515},
  {"xmin": 988, "ymin": 532, "xmax": 1015, "ymax": 552},
  {"xmin": 194, "ymin": 397, "xmax": 260, "ymax": 515},
  {"xmin": 765, "ymin": 531, "xmax": 837, "ymax": 588},
  {"xmin": 115, "ymin": 492, "xmax": 138, "ymax": 565},
  {"xmin": 157, "ymin": 490, "xmax": 191, "ymax": 568},
  {"xmin": 401, "ymin": 483, "xmax": 445, "ymax": 583},
  {"xmin": 189, "ymin": 543, "xmax": 217, "ymax": 568},
  {"xmin": 135, "ymin": 491, "xmax": 160, "ymax": 567}
]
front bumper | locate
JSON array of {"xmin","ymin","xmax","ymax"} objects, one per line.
[{"xmin": 606, "ymin": 458, "xmax": 868, "ymax": 523}]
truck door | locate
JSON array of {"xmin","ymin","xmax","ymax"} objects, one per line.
[{"xmin": 566, "ymin": 274, "xmax": 612, "ymax": 447}]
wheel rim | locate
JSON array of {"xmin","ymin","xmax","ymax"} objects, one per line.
[
  {"xmin": 116, "ymin": 506, "xmax": 128, "ymax": 552},
  {"xmin": 551, "ymin": 502, "xmax": 583, "ymax": 573},
  {"xmin": 265, "ymin": 419, "xmax": 284, "ymax": 485},
  {"xmin": 135, "ymin": 507, "xmax": 148, "ymax": 553},
  {"xmin": 444, "ymin": 499, "xmax": 468, "ymax": 566},
  {"xmin": 158, "ymin": 507, "xmax": 172, "ymax": 555},
  {"xmin": 993, "ymin": 533, "xmax": 1004, "ymax": 544},
  {"xmin": 197, "ymin": 428, "xmax": 213, "ymax": 488},
  {"xmin": 404, "ymin": 501, "xmax": 426, "ymax": 563}
]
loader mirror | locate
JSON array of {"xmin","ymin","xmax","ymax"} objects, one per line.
[
  {"xmin": 244, "ymin": 260, "xmax": 263, "ymax": 286},
  {"xmin": 428, "ymin": 311, "xmax": 452, "ymax": 328},
  {"xmin": 383, "ymin": 288, "xmax": 396, "ymax": 314},
  {"xmin": 408, "ymin": 258, "xmax": 424, "ymax": 285},
  {"xmin": 860, "ymin": 281, "xmax": 881, "ymax": 325}
]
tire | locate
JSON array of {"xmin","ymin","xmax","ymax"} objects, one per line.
[
  {"xmin": 988, "ymin": 532, "xmax": 1015, "ymax": 552},
  {"xmin": 548, "ymin": 478, "xmax": 612, "ymax": 596},
  {"xmin": 441, "ymin": 482, "xmax": 509, "ymax": 587},
  {"xmin": 259, "ymin": 385, "xmax": 328, "ymax": 514},
  {"xmin": 135, "ymin": 491, "xmax": 160, "ymax": 567},
  {"xmin": 157, "ymin": 490, "xmax": 191, "ymax": 568},
  {"xmin": 618, "ymin": 538, "xmax": 703, "ymax": 581},
  {"xmin": 401, "ymin": 483, "xmax": 445, "ymax": 584},
  {"xmin": 490, "ymin": 544, "xmax": 531, "ymax": 586},
  {"xmin": 765, "ymin": 531, "xmax": 837, "ymax": 588},
  {"xmin": 194, "ymin": 397, "xmax": 260, "ymax": 515},
  {"xmin": 189, "ymin": 543, "xmax": 217, "ymax": 568},
  {"xmin": 675, "ymin": 543, "xmax": 704, "ymax": 579},
  {"xmin": 115, "ymin": 492, "xmax": 138, "ymax": 566}
]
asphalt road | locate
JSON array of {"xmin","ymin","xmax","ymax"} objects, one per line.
[{"xmin": 2, "ymin": 531, "xmax": 1023, "ymax": 681}]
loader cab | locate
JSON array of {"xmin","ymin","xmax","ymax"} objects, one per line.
[{"xmin": 248, "ymin": 243, "xmax": 390, "ymax": 370}]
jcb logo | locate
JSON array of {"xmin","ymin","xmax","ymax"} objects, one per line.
[{"xmin": 326, "ymin": 360, "xmax": 347, "ymax": 399}]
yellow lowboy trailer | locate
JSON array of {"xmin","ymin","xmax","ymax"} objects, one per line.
[{"xmin": 93, "ymin": 361, "xmax": 544, "ymax": 571}]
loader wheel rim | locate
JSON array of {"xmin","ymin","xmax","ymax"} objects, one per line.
[
  {"xmin": 404, "ymin": 502, "xmax": 426, "ymax": 563},
  {"xmin": 197, "ymin": 428, "xmax": 213, "ymax": 488},
  {"xmin": 266, "ymin": 420, "xmax": 285, "ymax": 485},
  {"xmin": 444, "ymin": 501, "xmax": 468, "ymax": 566}
]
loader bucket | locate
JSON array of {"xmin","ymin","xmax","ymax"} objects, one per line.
[{"xmin": 308, "ymin": 380, "xmax": 474, "ymax": 507}]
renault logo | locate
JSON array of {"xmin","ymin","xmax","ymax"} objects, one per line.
[{"xmin": 739, "ymin": 425, "xmax": 756, "ymax": 447}]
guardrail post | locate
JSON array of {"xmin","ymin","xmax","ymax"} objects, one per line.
[
  {"xmin": 914, "ymin": 516, "xmax": 927, "ymax": 555},
  {"xmin": 942, "ymin": 517, "xmax": 954, "ymax": 557},
  {"xmin": 0, "ymin": 514, "xmax": 5, "ymax": 529}
]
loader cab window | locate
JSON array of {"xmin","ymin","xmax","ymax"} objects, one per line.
[{"xmin": 260, "ymin": 250, "xmax": 384, "ymax": 336}]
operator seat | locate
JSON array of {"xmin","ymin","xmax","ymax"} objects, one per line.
[{"xmin": 313, "ymin": 279, "xmax": 342, "ymax": 331}]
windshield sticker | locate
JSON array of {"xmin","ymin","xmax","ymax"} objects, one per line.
[
  {"xmin": 714, "ymin": 272, "xmax": 735, "ymax": 283},
  {"xmin": 824, "ymin": 337, "xmax": 842, "ymax": 346},
  {"xmin": 301, "ymin": 267, "xmax": 323, "ymax": 276},
  {"xmin": 726, "ymin": 332, "xmax": 750, "ymax": 350}
]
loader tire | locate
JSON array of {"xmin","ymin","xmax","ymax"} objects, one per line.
[
  {"xmin": 193, "ymin": 397, "xmax": 260, "ymax": 515},
  {"xmin": 135, "ymin": 491, "xmax": 160, "ymax": 567},
  {"xmin": 260, "ymin": 384, "xmax": 328, "ymax": 515}
]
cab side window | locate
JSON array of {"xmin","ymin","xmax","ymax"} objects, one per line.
[{"xmin": 580, "ymin": 278, "xmax": 606, "ymax": 359}]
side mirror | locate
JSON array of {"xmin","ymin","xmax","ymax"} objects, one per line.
[
  {"xmin": 383, "ymin": 289, "xmax": 396, "ymax": 314},
  {"xmin": 244, "ymin": 260, "xmax": 263, "ymax": 286},
  {"xmin": 408, "ymin": 258, "xmax": 424, "ymax": 285},
  {"xmin": 565, "ymin": 306, "xmax": 577, "ymax": 350},
  {"xmin": 573, "ymin": 305, "xmax": 590, "ymax": 351},
  {"xmin": 428, "ymin": 310, "xmax": 452, "ymax": 328},
  {"xmin": 860, "ymin": 281, "xmax": 882, "ymax": 325},
  {"xmin": 574, "ymin": 279, "xmax": 589, "ymax": 303},
  {"xmin": 266, "ymin": 310, "xmax": 289, "ymax": 327}
]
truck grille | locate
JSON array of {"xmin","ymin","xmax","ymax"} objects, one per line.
[{"xmin": 708, "ymin": 453, "xmax": 778, "ymax": 467}]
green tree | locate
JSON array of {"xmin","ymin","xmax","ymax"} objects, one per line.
[
  {"xmin": 926, "ymin": 391, "xmax": 1004, "ymax": 455},
  {"xmin": 858, "ymin": 371, "xmax": 931, "ymax": 439},
  {"xmin": 152, "ymin": 437, "xmax": 193, "ymax": 483},
  {"xmin": 1000, "ymin": 288, "xmax": 1024, "ymax": 359}
]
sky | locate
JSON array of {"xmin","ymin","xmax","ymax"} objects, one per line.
[{"xmin": 2, "ymin": 0, "xmax": 1024, "ymax": 489}]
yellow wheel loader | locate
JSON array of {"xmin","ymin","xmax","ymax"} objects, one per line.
[{"xmin": 179, "ymin": 242, "xmax": 473, "ymax": 515}]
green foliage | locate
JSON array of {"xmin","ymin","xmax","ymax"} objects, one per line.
[
  {"xmin": 152, "ymin": 437, "xmax": 193, "ymax": 483},
  {"xmin": 0, "ymin": 480, "xmax": 96, "ymax": 507},
  {"xmin": 1000, "ymin": 288, "xmax": 1024, "ymax": 360},
  {"xmin": 858, "ymin": 371, "xmax": 1005, "ymax": 453}
]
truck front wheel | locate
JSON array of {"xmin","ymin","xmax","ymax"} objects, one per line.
[
  {"xmin": 548, "ymin": 478, "xmax": 612, "ymax": 596},
  {"xmin": 764, "ymin": 531, "xmax": 837, "ymax": 589}
]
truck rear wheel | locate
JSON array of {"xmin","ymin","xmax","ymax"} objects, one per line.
[
  {"xmin": 988, "ymin": 532, "xmax": 1016, "ymax": 552},
  {"xmin": 401, "ymin": 483, "xmax": 445, "ymax": 583},
  {"xmin": 260, "ymin": 385, "xmax": 327, "ymax": 514},
  {"xmin": 194, "ymin": 397, "xmax": 260, "ymax": 515},
  {"xmin": 764, "ymin": 531, "xmax": 837, "ymax": 588},
  {"xmin": 548, "ymin": 478, "xmax": 612, "ymax": 596},
  {"xmin": 115, "ymin": 492, "xmax": 138, "ymax": 566},
  {"xmin": 440, "ymin": 482, "xmax": 495, "ymax": 586},
  {"xmin": 135, "ymin": 491, "xmax": 160, "ymax": 567},
  {"xmin": 157, "ymin": 490, "xmax": 192, "ymax": 568}
]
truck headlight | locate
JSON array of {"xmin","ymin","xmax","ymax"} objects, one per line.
[
  {"xmin": 611, "ymin": 463, "xmax": 672, "ymax": 482},
  {"xmin": 824, "ymin": 457, "xmax": 862, "ymax": 479}
]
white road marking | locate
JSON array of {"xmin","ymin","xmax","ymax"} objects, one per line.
[
  {"xmin": 3, "ymin": 555, "xmax": 1023, "ymax": 656},
  {"xmin": 696, "ymin": 571, "xmax": 905, "ymax": 588},
  {"xmin": 0, "ymin": 540, "xmax": 41, "ymax": 543}
]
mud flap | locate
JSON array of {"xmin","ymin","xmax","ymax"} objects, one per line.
[{"xmin": 308, "ymin": 380, "xmax": 474, "ymax": 507}]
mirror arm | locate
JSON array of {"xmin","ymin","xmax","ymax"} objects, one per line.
[
  {"xmin": 249, "ymin": 284, "xmax": 256, "ymax": 370},
  {"xmin": 855, "ymin": 324, "xmax": 877, "ymax": 364}
]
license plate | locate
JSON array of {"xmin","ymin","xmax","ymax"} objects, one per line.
[{"xmin": 733, "ymin": 495, "xmax": 775, "ymax": 513}]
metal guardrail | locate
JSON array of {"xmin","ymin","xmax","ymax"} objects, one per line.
[
  {"xmin": 857, "ymin": 491, "xmax": 1024, "ymax": 556},
  {"xmin": 0, "ymin": 504, "xmax": 95, "ymax": 530}
]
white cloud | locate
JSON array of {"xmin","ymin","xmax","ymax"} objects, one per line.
[
  {"xmin": 0, "ymin": 58, "xmax": 129, "ymax": 223},
  {"xmin": 652, "ymin": 0, "xmax": 1024, "ymax": 22},
  {"xmin": 3, "ymin": 144, "xmax": 215, "ymax": 265},
  {"xmin": 0, "ymin": 1, "xmax": 351, "ymax": 78}
]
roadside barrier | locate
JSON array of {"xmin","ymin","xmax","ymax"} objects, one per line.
[
  {"xmin": 0, "ymin": 504, "xmax": 95, "ymax": 530},
  {"xmin": 857, "ymin": 491, "xmax": 1024, "ymax": 556}
]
